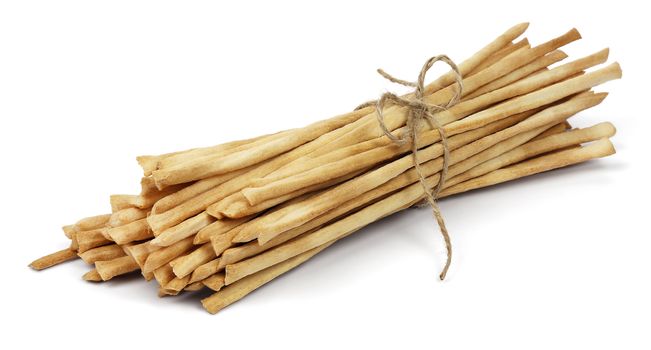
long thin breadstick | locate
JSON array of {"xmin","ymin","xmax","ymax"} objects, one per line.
[
  {"xmin": 444, "ymin": 122, "xmax": 616, "ymax": 188},
  {"xmin": 441, "ymin": 138, "xmax": 616, "ymax": 197},
  {"xmin": 29, "ymin": 248, "xmax": 78, "ymax": 270}
]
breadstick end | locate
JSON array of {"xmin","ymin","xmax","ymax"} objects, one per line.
[
  {"xmin": 82, "ymin": 269, "xmax": 103, "ymax": 282},
  {"xmin": 568, "ymin": 27, "xmax": 582, "ymax": 41},
  {"xmin": 511, "ymin": 22, "xmax": 530, "ymax": 37}
]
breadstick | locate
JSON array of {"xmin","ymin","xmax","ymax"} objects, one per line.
[
  {"xmin": 95, "ymin": 255, "xmax": 140, "ymax": 281},
  {"xmin": 441, "ymin": 138, "xmax": 615, "ymax": 196},
  {"xmin": 106, "ymin": 218, "xmax": 152, "ymax": 245},
  {"xmin": 29, "ymin": 248, "xmax": 78, "ymax": 270},
  {"xmin": 78, "ymin": 244, "xmax": 126, "ymax": 264},
  {"xmin": 150, "ymin": 212, "xmax": 215, "ymax": 247}
]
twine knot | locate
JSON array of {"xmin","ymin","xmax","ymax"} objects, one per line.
[{"xmin": 358, "ymin": 55, "xmax": 463, "ymax": 280}]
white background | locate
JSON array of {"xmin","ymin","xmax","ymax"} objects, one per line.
[{"xmin": 1, "ymin": 1, "xmax": 649, "ymax": 349}]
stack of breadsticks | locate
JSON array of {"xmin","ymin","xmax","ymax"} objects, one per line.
[{"xmin": 30, "ymin": 23, "xmax": 621, "ymax": 314}]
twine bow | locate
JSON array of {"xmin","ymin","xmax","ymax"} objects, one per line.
[{"xmin": 358, "ymin": 55, "xmax": 463, "ymax": 280}]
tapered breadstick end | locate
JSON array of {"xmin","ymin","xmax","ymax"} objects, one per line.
[
  {"xmin": 511, "ymin": 22, "xmax": 530, "ymax": 37},
  {"xmin": 82, "ymin": 269, "xmax": 103, "ymax": 282},
  {"xmin": 595, "ymin": 48, "xmax": 610, "ymax": 62},
  {"xmin": 29, "ymin": 248, "xmax": 78, "ymax": 270},
  {"xmin": 568, "ymin": 28, "xmax": 582, "ymax": 41},
  {"xmin": 591, "ymin": 122, "xmax": 617, "ymax": 138}
]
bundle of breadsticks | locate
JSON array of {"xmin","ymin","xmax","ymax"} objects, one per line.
[{"xmin": 30, "ymin": 23, "xmax": 621, "ymax": 314}]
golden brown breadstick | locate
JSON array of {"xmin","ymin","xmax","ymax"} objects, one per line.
[
  {"xmin": 106, "ymin": 218, "xmax": 152, "ymax": 245},
  {"xmin": 29, "ymin": 248, "xmax": 78, "ymax": 270},
  {"xmin": 78, "ymin": 244, "xmax": 126, "ymax": 264},
  {"xmin": 95, "ymin": 256, "xmax": 140, "ymax": 281},
  {"xmin": 150, "ymin": 212, "xmax": 215, "ymax": 247},
  {"xmin": 441, "ymin": 138, "xmax": 616, "ymax": 196}
]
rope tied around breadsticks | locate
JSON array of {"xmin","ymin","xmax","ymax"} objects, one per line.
[{"xmin": 357, "ymin": 55, "xmax": 463, "ymax": 280}]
